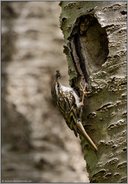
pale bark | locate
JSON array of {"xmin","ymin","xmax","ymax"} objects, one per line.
[
  {"xmin": 2, "ymin": 2, "xmax": 88, "ymax": 182},
  {"xmin": 60, "ymin": 1, "xmax": 127, "ymax": 183}
]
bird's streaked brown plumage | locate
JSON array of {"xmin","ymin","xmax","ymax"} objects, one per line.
[{"xmin": 51, "ymin": 70, "xmax": 98, "ymax": 151}]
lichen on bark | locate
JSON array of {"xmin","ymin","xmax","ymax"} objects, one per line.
[{"xmin": 60, "ymin": 1, "xmax": 127, "ymax": 183}]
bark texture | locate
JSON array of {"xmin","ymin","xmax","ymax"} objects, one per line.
[
  {"xmin": 60, "ymin": 1, "xmax": 127, "ymax": 183},
  {"xmin": 2, "ymin": 2, "xmax": 89, "ymax": 182}
]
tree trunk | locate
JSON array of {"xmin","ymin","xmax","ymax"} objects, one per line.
[{"xmin": 60, "ymin": 1, "xmax": 127, "ymax": 183}]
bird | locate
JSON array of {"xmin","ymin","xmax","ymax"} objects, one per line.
[{"xmin": 51, "ymin": 70, "xmax": 98, "ymax": 151}]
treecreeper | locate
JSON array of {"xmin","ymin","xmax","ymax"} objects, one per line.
[{"xmin": 51, "ymin": 70, "xmax": 98, "ymax": 152}]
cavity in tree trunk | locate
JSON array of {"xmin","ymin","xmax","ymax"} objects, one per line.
[{"xmin": 59, "ymin": 1, "xmax": 127, "ymax": 183}]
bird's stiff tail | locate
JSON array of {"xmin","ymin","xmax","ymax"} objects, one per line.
[{"xmin": 76, "ymin": 120, "xmax": 98, "ymax": 151}]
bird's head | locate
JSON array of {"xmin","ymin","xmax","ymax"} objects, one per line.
[{"xmin": 51, "ymin": 70, "xmax": 61, "ymax": 104}]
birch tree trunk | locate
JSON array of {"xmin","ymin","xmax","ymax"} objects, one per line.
[{"xmin": 60, "ymin": 2, "xmax": 127, "ymax": 183}]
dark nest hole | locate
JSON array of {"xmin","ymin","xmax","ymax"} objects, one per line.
[{"xmin": 78, "ymin": 14, "xmax": 109, "ymax": 73}]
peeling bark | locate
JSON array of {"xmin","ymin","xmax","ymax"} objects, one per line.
[{"xmin": 60, "ymin": 2, "xmax": 127, "ymax": 183}]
